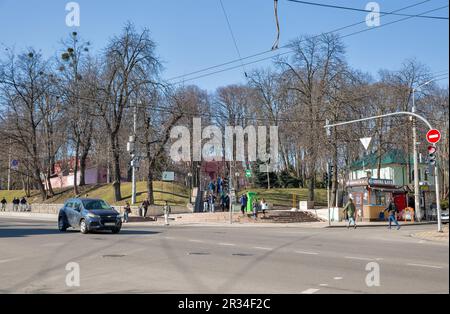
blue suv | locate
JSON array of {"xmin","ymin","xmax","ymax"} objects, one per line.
[{"xmin": 58, "ymin": 198, "xmax": 122, "ymax": 234}]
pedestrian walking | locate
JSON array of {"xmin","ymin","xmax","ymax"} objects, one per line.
[
  {"xmin": 163, "ymin": 201, "xmax": 171, "ymax": 226},
  {"xmin": 203, "ymin": 196, "xmax": 209, "ymax": 212},
  {"xmin": 141, "ymin": 199, "xmax": 150, "ymax": 218},
  {"xmin": 1, "ymin": 197, "xmax": 7, "ymax": 212},
  {"xmin": 260, "ymin": 198, "xmax": 269, "ymax": 217},
  {"xmin": 12, "ymin": 198, "xmax": 19, "ymax": 212},
  {"xmin": 123, "ymin": 202, "xmax": 131, "ymax": 223},
  {"xmin": 20, "ymin": 197, "xmax": 27, "ymax": 212},
  {"xmin": 240, "ymin": 194, "xmax": 247, "ymax": 215},
  {"xmin": 384, "ymin": 198, "xmax": 401, "ymax": 230},
  {"xmin": 343, "ymin": 198, "xmax": 357, "ymax": 229},
  {"xmin": 252, "ymin": 200, "xmax": 258, "ymax": 220},
  {"xmin": 209, "ymin": 194, "xmax": 216, "ymax": 213}
]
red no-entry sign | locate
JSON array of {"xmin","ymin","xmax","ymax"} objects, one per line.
[{"xmin": 426, "ymin": 129, "xmax": 441, "ymax": 144}]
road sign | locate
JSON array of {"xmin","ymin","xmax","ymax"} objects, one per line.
[
  {"xmin": 162, "ymin": 171, "xmax": 175, "ymax": 182},
  {"xmin": 11, "ymin": 160, "xmax": 19, "ymax": 170},
  {"xmin": 426, "ymin": 129, "xmax": 441, "ymax": 144},
  {"xmin": 245, "ymin": 169, "xmax": 252, "ymax": 178},
  {"xmin": 360, "ymin": 137, "xmax": 372, "ymax": 150}
]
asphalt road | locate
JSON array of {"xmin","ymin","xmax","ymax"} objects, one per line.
[{"xmin": 0, "ymin": 217, "xmax": 448, "ymax": 294}]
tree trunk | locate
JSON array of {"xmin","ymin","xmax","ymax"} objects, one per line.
[
  {"xmin": 308, "ymin": 175, "xmax": 315, "ymax": 202},
  {"xmin": 79, "ymin": 143, "xmax": 91, "ymax": 187},
  {"xmin": 34, "ymin": 168, "xmax": 47, "ymax": 201},
  {"xmin": 111, "ymin": 135, "xmax": 122, "ymax": 202},
  {"xmin": 147, "ymin": 167, "xmax": 154, "ymax": 205},
  {"xmin": 73, "ymin": 140, "xmax": 80, "ymax": 196}
]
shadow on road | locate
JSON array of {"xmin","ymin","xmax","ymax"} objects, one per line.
[
  {"xmin": 0, "ymin": 228, "xmax": 160, "ymax": 238},
  {"xmin": 0, "ymin": 228, "xmax": 76, "ymax": 238}
]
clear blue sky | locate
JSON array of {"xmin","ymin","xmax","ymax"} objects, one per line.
[{"xmin": 0, "ymin": 0, "xmax": 448, "ymax": 92}]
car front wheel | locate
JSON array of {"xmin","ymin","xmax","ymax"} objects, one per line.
[
  {"xmin": 58, "ymin": 216, "xmax": 68, "ymax": 232},
  {"xmin": 80, "ymin": 219, "xmax": 89, "ymax": 234}
]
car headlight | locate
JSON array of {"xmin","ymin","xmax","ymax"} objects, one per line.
[{"xmin": 87, "ymin": 213, "xmax": 100, "ymax": 219}]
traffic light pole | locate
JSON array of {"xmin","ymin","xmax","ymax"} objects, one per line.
[{"xmin": 325, "ymin": 111, "xmax": 443, "ymax": 233}]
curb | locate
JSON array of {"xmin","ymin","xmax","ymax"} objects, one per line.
[{"xmin": 325, "ymin": 222, "xmax": 437, "ymax": 229}]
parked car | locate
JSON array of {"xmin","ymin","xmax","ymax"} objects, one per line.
[
  {"xmin": 58, "ymin": 198, "xmax": 122, "ymax": 234},
  {"xmin": 441, "ymin": 210, "xmax": 449, "ymax": 225}
]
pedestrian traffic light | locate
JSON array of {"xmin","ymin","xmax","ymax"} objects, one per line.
[
  {"xmin": 323, "ymin": 172, "xmax": 329, "ymax": 186},
  {"xmin": 328, "ymin": 164, "xmax": 334, "ymax": 180},
  {"xmin": 428, "ymin": 145, "xmax": 437, "ymax": 166}
]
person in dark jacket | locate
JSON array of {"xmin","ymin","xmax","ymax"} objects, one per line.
[
  {"xmin": 12, "ymin": 198, "xmax": 20, "ymax": 212},
  {"xmin": 384, "ymin": 198, "xmax": 401, "ymax": 230},
  {"xmin": 1, "ymin": 197, "xmax": 7, "ymax": 211},
  {"xmin": 141, "ymin": 199, "xmax": 150, "ymax": 218},
  {"xmin": 240, "ymin": 194, "xmax": 247, "ymax": 215}
]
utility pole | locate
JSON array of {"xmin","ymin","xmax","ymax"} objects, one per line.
[
  {"xmin": 229, "ymin": 161, "xmax": 233, "ymax": 224},
  {"xmin": 131, "ymin": 102, "xmax": 137, "ymax": 205},
  {"xmin": 411, "ymin": 78, "xmax": 443, "ymax": 222},
  {"xmin": 266, "ymin": 155, "xmax": 271, "ymax": 190},
  {"xmin": 412, "ymin": 90, "xmax": 421, "ymax": 221},
  {"xmin": 128, "ymin": 101, "xmax": 138, "ymax": 205},
  {"xmin": 7, "ymin": 139, "xmax": 11, "ymax": 191}
]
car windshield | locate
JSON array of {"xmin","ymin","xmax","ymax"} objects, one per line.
[{"xmin": 82, "ymin": 200, "xmax": 111, "ymax": 211}]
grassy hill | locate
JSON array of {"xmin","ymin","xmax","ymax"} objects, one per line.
[
  {"xmin": 1, "ymin": 183, "xmax": 327, "ymax": 209},
  {"xmin": 0, "ymin": 181, "xmax": 189, "ymax": 206},
  {"xmin": 238, "ymin": 188, "xmax": 327, "ymax": 208}
]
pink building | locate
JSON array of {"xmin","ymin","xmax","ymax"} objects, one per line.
[{"xmin": 45, "ymin": 159, "xmax": 108, "ymax": 190}]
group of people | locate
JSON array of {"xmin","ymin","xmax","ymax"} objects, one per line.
[
  {"xmin": 239, "ymin": 194, "xmax": 269, "ymax": 219},
  {"xmin": 122, "ymin": 199, "xmax": 172, "ymax": 226},
  {"xmin": 343, "ymin": 197, "xmax": 401, "ymax": 230},
  {"xmin": 1, "ymin": 197, "xmax": 28, "ymax": 212}
]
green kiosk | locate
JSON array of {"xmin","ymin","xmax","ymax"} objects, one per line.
[{"xmin": 246, "ymin": 192, "xmax": 258, "ymax": 213}]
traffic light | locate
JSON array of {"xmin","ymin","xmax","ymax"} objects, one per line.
[
  {"xmin": 328, "ymin": 164, "xmax": 334, "ymax": 180},
  {"xmin": 323, "ymin": 172, "xmax": 329, "ymax": 187},
  {"xmin": 428, "ymin": 145, "xmax": 437, "ymax": 166}
]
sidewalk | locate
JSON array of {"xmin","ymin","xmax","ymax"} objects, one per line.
[
  {"xmin": 411, "ymin": 225, "xmax": 449, "ymax": 242},
  {"xmin": 325, "ymin": 221, "xmax": 438, "ymax": 228}
]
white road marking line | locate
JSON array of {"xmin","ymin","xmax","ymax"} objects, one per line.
[
  {"xmin": 0, "ymin": 258, "xmax": 19, "ymax": 264},
  {"xmin": 334, "ymin": 277, "xmax": 343, "ymax": 280},
  {"xmin": 301, "ymin": 288, "xmax": 320, "ymax": 294},
  {"xmin": 345, "ymin": 256, "xmax": 383, "ymax": 262},
  {"xmin": 163, "ymin": 236, "xmax": 175, "ymax": 240},
  {"xmin": 319, "ymin": 284, "xmax": 329, "ymax": 287},
  {"xmin": 253, "ymin": 247, "xmax": 273, "ymax": 251},
  {"xmin": 189, "ymin": 239, "xmax": 205, "ymax": 243},
  {"xmin": 407, "ymin": 263, "xmax": 444, "ymax": 269},
  {"xmin": 295, "ymin": 250, "xmax": 319, "ymax": 255},
  {"xmin": 219, "ymin": 243, "xmax": 236, "ymax": 246}
]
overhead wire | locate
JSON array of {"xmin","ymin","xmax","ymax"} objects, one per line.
[
  {"xmin": 168, "ymin": 0, "xmax": 436, "ymax": 84},
  {"xmin": 172, "ymin": 3, "xmax": 448, "ymax": 85},
  {"xmin": 218, "ymin": 0, "xmax": 248, "ymax": 77},
  {"xmin": 287, "ymin": 0, "xmax": 449, "ymax": 20}
]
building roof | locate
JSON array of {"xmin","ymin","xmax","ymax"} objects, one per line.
[{"xmin": 350, "ymin": 149, "xmax": 425, "ymax": 170}]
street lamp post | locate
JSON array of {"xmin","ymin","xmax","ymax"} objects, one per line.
[
  {"xmin": 411, "ymin": 78, "xmax": 444, "ymax": 222},
  {"xmin": 325, "ymin": 111, "xmax": 443, "ymax": 233}
]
